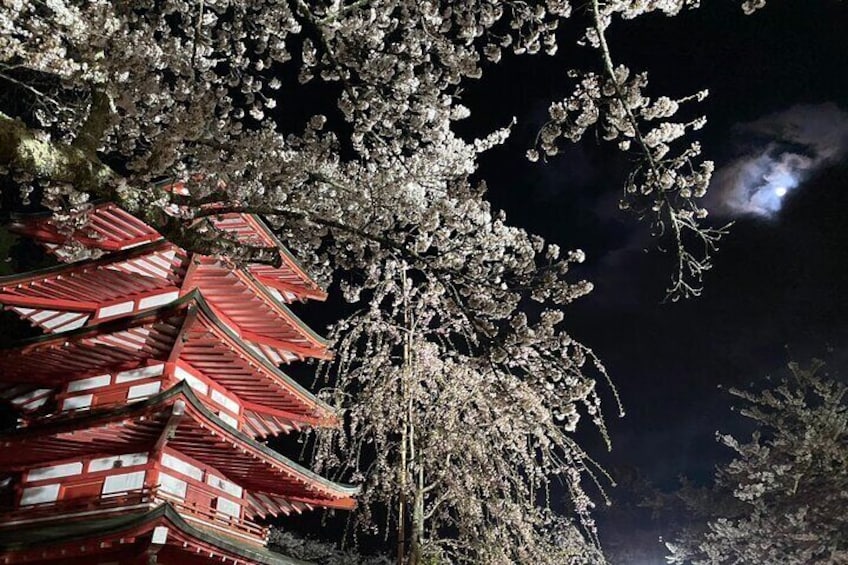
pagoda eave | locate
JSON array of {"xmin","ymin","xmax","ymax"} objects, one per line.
[
  {"xmin": 0, "ymin": 503, "xmax": 308, "ymax": 565},
  {"xmin": 9, "ymin": 204, "xmax": 162, "ymax": 255},
  {"xmin": 0, "ymin": 294, "xmax": 335, "ymax": 427},
  {"xmin": 0, "ymin": 294, "xmax": 99, "ymax": 312},
  {"xmin": 0, "ymin": 384, "xmax": 358, "ymax": 511},
  {"xmin": 252, "ymin": 272, "xmax": 327, "ymax": 302}
]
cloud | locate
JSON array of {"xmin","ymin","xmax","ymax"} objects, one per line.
[{"xmin": 709, "ymin": 103, "xmax": 848, "ymax": 218}]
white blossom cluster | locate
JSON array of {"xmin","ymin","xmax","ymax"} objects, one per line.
[
  {"xmin": 741, "ymin": 0, "xmax": 768, "ymax": 15},
  {"xmin": 0, "ymin": 0, "xmax": 758, "ymax": 292},
  {"xmin": 666, "ymin": 361, "xmax": 848, "ymax": 564}
]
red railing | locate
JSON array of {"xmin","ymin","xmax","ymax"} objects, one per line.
[
  {"xmin": 0, "ymin": 487, "xmax": 267, "ymax": 543},
  {"xmin": 154, "ymin": 489, "xmax": 267, "ymax": 542},
  {"xmin": 0, "ymin": 487, "xmax": 156, "ymax": 523}
]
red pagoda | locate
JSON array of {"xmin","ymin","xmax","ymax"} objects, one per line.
[{"xmin": 0, "ymin": 202, "xmax": 356, "ymax": 564}]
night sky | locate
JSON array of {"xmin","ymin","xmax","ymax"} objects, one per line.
[{"xmin": 457, "ymin": 3, "xmax": 848, "ymax": 561}]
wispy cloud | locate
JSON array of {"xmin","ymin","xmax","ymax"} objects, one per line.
[{"xmin": 709, "ymin": 103, "xmax": 848, "ymax": 218}]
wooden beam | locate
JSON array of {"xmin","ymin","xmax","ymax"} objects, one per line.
[
  {"xmin": 167, "ymin": 307, "xmax": 199, "ymax": 365},
  {"xmin": 241, "ymin": 401, "xmax": 332, "ymax": 427},
  {"xmin": 239, "ymin": 329, "xmax": 329, "ymax": 359},
  {"xmin": 0, "ymin": 293, "xmax": 98, "ymax": 311},
  {"xmin": 151, "ymin": 400, "xmax": 185, "ymax": 456}
]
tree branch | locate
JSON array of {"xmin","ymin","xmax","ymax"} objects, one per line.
[
  {"xmin": 72, "ymin": 90, "xmax": 114, "ymax": 155},
  {"xmin": 0, "ymin": 111, "xmax": 116, "ymax": 196}
]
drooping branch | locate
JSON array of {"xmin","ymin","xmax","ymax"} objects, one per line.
[{"xmin": 588, "ymin": 0, "xmax": 720, "ymax": 301}]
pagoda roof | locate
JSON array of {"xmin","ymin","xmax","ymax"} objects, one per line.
[
  {"xmin": 190, "ymin": 259, "xmax": 329, "ymax": 362},
  {"xmin": 0, "ymin": 292, "xmax": 335, "ymax": 427},
  {"xmin": 206, "ymin": 213, "xmax": 327, "ymax": 302},
  {"xmin": 0, "ymin": 241, "xmax": 186, "ymax": 332},
  {"xmin": 0, "ymin": 383, "xmax": 358, "ymax": 513},
  {"xmin": 0, "ymin": 246, "xmax": 329, "ymax": 361},
  {"xmin": 10, "ymin": 202, "xmax": 326, "ymax": 301},
  {"xmin": 11, "ymin": 202, "xmax": 162, "ymax": 252},
  {"xmin": 0, "ymin": 503, "xmax": 308, "ymax": 565}
]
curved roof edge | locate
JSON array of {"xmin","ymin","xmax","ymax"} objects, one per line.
[
  {"xmin": 0, "ymin": 290, "xmax": 337, "ymax": 424},
  {"xmin": 0, "ymin": 503, "xmax": 312, "ymax": 565},
  {"xmin": 1, "ymin": 382, "xmax": 358, "ymax": 500}
]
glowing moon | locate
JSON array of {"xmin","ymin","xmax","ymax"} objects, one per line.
[{"xmin": 775, "ymin": 186, "xmax": 788, "ymax": 197}]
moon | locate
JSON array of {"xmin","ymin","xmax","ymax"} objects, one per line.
[{"xmin": 775, "ymin": 186, "xmax": 788, "ymax": 197}]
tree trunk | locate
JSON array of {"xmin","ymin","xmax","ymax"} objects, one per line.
[
  {"xmin": 410, "ymin": 464, "xmax": 425, "ymax": 565},
  {"xmin": 0, "ymin": 111, "xmax": 115, "ymax": 197},
  {"xmin": 408, "ymin": 371, "xmax": 423, "ymax": 565},
  {"xmin": 397, "ymin": 371, "xmax": 408, "ymax": 565},
  {"xmin": 397, "ymin": 266, "xmax": 411, "ymax": 565},
  {"xmin": 398, "ymin": 265, "xmax": 428, "ymax": 565}
]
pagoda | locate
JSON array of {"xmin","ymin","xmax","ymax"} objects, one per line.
[{"xmin": 0, "ymin": 202, "xmax": 356, "ymax": 564}]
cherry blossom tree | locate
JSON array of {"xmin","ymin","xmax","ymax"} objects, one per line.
[
  {"xmin": 665, "ymin": 360, "xmax": 848, "ymax": 564},
  {"xmin": 308, "ymin": 259, "xmax": 613, "ymax": 563},
  {"xmin": 0, "ymin": 0, "xmax": 771, "ymax": 562}
]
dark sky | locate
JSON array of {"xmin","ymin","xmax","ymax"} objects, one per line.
[{"xmin": 458, "ymin": 2, "xmax": 848, "ymax": 560}]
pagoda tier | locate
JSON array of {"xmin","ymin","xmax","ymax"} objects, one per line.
[
  {"xmin": 10, "ymin": 202, "xmax": 326, "ymax": 301},
  {"xmin": 0, "ymin": 504, "xmax": 308, "ymax": 564},
  {"xmin": 0, "ymin": 203, "xmax": 356, "ymax": 564},
  {"xmin": 0, "ymin": 292, "xmax": 335, "ymax": 436},
  {"xmin": 0, "ymin": 241, "xmax": 329, "ymax": 363},
  {"xmin": 0, "ymin": 384, "xmax": 357, "ymax": 516}
]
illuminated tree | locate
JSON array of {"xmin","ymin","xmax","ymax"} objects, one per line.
[
  {"xmin": 311, "ymin": 262, "xmax": 611, "ymax": 564},
  {"xmin": 666, "ymin": 361, "xmax": 848, "ymax": 564},
  {"xmin": 0, "ymin": 0, "xmax": 768, "ymax": 296}
]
